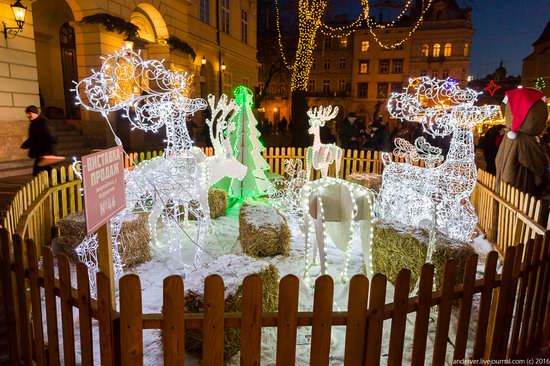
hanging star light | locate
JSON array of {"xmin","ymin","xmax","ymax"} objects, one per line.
[{"xmin": 483, "ymin": 80, "xmax": 502, "ymax": 96}]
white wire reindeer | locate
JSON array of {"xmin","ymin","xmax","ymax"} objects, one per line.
[
  {"xmin": 305, "ymin": 106, "xmax": 343, "ymax": 179},
  {"xmin": 75, "ymin": 47, "xmax": 246, "ymax": 267},
  {"xmin": 376, "ymin": 77, "xmax": 499, "ymax": 241}
]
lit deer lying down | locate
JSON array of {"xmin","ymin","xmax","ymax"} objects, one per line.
[
  {"xmin": 376, "ymin": 77, "xmax": 499, "ymax": 241},
  {"xmin": 306, "ymin": 105, "xmax": 343, "ymax": 179},
  {"xmin": 301, "ymin": 177, "xmax": 375, "ymax": 283}
]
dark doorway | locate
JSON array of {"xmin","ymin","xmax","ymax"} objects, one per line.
[{"xmin": 60, "ymin": 22, "xmax": 80, "ymax": 119}]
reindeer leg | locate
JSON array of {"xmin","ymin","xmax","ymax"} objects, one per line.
[
  {"xmin": 149, "ymin": 200, "xmax": 163, "ymax": 248},
  {"xmin": 335, "ymin": 150, "xmax": 342, "ymax": 179}
]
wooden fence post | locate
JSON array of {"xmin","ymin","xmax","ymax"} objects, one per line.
[
  {"xmin": 120, "ymin": 274, "xmax": 144, "ymax": 366},
  {"xmin": 162, "ymin": 275, "xmax": 185, "ymax": 366},
  {"xmin": 13, "ymin": 234, "xmax": 32, "ymax": 366},
  {"xmin": 97, "ymin": 272, "xmax": 115, "ymax": 366},
  {"xmin": 203, "ymin": 275, "xmax": 225, "ymax": 366},
  {"xmin": 240, "ymin": 275, "xmax": 263, "ymax": 365},
  {"xmin": 276, "ymin": 275, "xmax": 299, "ymax": 366},
  {"xmin": 98, "ymin": 221, "xmax": 116, "ymax": 309},
  {"xmin": 344, "ymin": 274, "xmax": 369, "ymax": 366},
  {"xmin": 310, "ymin": 275, "xmax": 334, "ymax": 366},
  {"xmin": 0, "ymin": 228, "xmax": 20, "ymax": 365}
]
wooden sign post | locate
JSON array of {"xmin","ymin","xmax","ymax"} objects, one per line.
[{"xmin": 81, "ymin": 146, "xmax": 125, "ymax": 309}]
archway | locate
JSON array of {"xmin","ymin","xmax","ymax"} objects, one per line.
[{"xmin": 33, "ymin": 0, "xmax": 76, "ymax": 118}]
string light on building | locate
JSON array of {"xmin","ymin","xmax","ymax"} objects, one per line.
[
  {"xmin": 535, "ymin": 77, "xmax": 546, "ymax": 91},
  {"xmin": 274, "ymin": 0, "xmax": 434, "ymax": 90}
]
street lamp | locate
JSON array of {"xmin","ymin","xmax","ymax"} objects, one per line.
[
  {"xmin": 221, "ymin": 62, "xmax": 226, "ymax": 72},
  {"xmin": 201, "ymin": 56, "xmax": 207, "ymax": 65},
  {"xmin": 3, "ymin": 0, "xmax": 27, "ymax": 39}
]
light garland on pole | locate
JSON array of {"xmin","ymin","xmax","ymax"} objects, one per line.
[{"xmin": 274, "ymin": 0, "xmax": 434, "ymax": 90}]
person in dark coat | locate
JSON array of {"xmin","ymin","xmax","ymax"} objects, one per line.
[
  {"xmin": 479, "ymin": 124, "xmax": 504, "ymax": 174},
  {"xmin": 370, "ymin": 120, "xmax": 391, "ymax": 152},
  {"xmin": 339, "ymin": 112, "xmax": 361, "ymax": 150},
  {"xmin": 20, "ymin": 105, "xmax": 58, "ymax": 176}
]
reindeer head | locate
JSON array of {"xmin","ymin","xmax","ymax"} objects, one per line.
[
  {"xmin": 203, "ymin": 94, "xmax": 247, "ymax": 185},
  {"xmin": 387, "ymin": 77, "xmax": 497, "ymax": 136},
  {"xmin": 307, "ymin": 105, "xmax": 339, "ymax": 135}
]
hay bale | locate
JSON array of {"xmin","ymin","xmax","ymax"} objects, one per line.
[
  {"xmin": 188, "ymin": 188, "xmax": 228, "ymax": 219},
  {"xmin": 347, "ymin": 173, "xmax": 383, "ymax": 192},
  {"xmin": 181, "ymin": 254, "xmax": 279, "ymax": 359},
  {"xmin": 57, "ymin": 211, "xmax": 151, "ymax": 267},
  {"xmin": 239, "ymin": 204, "xmax": 291, "ymax": 257},
  {"xmin": 372, "ymin": 220, "xmax": 476, "ymax": 291}
]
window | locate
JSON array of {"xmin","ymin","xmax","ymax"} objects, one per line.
[
  {"xmin": 442, "ymin": 69, "xmax": 449, "ymax": 79},
  {"xmin": 200, "ymin": 0, "xmax": 210, "ymax": 24},
  {"xmin": 431, "ymin": 70, "xmax": 438, "ymax": 78},
  {"xmin": 241, "ymin": 10, "xmax": 248, "ymax": 44},
  {"xmin": 339, "ymin": 57, "xmax": 346, "ymax": 69},
  {"xmin": 359, "ymin": 60, "xmax": 369, "ymax": 74},
  {"xmin": 391, "ymin": 83, "xmax": 402, "ymax": 93},
  {"xmin": 258, "ymin": 82, "xmax": 264, "ymax": 94},
  {"xmin": 444, "ymin": 43, "xmax": 451, "ymax": 57},
  {"xmin": 221, "ymin": 0, "xmax": 230, "ymax": 34},
  {"xmin": 361, "ymin": 40, "xmax": 369, "ymax": 52},
  {"xmin": 392, "ymin": 59, "xmax": 403, "ymax": 74},
  {"xmin": 308, "ymin": 79, "xmax": 315, "ymax": 92},
  {"xmin": 379, "ymin": 59, "xmax": 389, "ymax": 74},
  {"xmin": 377, "ymin": 83, "xmax": 388, "ymax": 98},
  {"xmin": 421, "ymin": 44, "xmax": 429, "ymax": 57},
  {"xmin": 324, "ymin": 38, "xmax": 332, "ymax": 49},
  {"xmin": 395, "ymin": 44, "xmax": 403, "ymax": 50},
  {"xmin": 323, "ymin": 79, "xmax": 331, "ymax": 93},
  {"xmin": 324, "ymin": 58, "xmax": 330, "ymax": 70},
  {"xmin": 433, "ymin": 43, "xmax": 441, "ymax": 57},
  {"xmin": 242, "ymin": 77, "xmax": 249, "ymax": 87},
  {"xmin": 464, "ymin": 43, "xmax": 469, "ymax": 56},
  {"xmin": 223, "ymin": 72, "xmax": 232, "ymax": 95},
  {"xmin": 338, "ymin": 79, "xmax": 346, "ymax": 92},
  {"xmin": 340, "ymin": 37, "xmax": 348, "ymax": 48},
  {"xmin": 420, "ymin": 69, "xmax": 427, "ymax": 76},
  {"xmin": 357, "ymin": 82, "xmax": 368, "ymax": 98}
]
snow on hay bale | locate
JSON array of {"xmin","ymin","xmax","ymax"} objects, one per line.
[
  {"xmin": 180, "ymin": 254, "xmax": 279, "ymax": 358},
  {"xmin": 57, "ymin": 211, "xmax": 151, "ymax": 267},
  {"xmin": 372, "ymin": 220, "xmax": 476, "ymax": 291},
  {"xmin": 239, "ymin": 204, "xmax": 291, "ymax": 257},
  {"xmin": 189, "ymin": 188, "xmax": 228, "ymax": 219}
]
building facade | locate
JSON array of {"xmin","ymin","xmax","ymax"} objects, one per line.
[
  {"xmin": 522, "ymin": 20, "xmax": 550, "ymax": 97},
  {"xmin": 0, "ymin": 0, "xmax": 258, "ymax": 161},
  {"xmin": 258, "ymin": 0, "xmax": 473, "ymax": 126}
]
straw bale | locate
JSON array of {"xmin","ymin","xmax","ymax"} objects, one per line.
[
  {"xmin": 347, "ymin": 172, "xmax": 383, "ymax": 192},
  {"xmin": 239, "ymin": 204, "xmax": 291, "ymax": 257},
  {"xmin": 188, "ymin": 188, "xmax": 228, "ymax": 219},
  {"xmin": 372, "ymin": 220, "xmax": 476, "ymax": 291},
  {"xmin": 57, "ymin": 211, "xmax": 151, "ymax": 267},
  {"xmin": 178, "ymin": 255, "xmax": 279, "ymax": 359}
]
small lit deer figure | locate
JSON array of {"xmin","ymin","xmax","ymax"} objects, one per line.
[
  {"xmin": 306, "ymin": 105, "xmax": 343, "ymax": 179},
  {"xmin": 193, "ymin": 94, "xmax": 247, "ymax": 187}
]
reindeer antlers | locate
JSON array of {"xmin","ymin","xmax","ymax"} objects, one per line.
[
  {"xmin": 206, "ymin": 94, "xmax": 240, "ymax": 156},
  {"xmin": 307, "ymin": 105, "xmax": 339, "ymax": 127}
]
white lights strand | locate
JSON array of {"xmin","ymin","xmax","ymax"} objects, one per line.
[
  {"xmin": 268, "ymin": 158, "xmax": 308, "ymax": 222},
  {"xmin": 376, "ymin": 77, "xmax": 499, "ymax": 242},
  {"xmin": 305, "ymin": 105, "xmax": 343, "ymax": 180}
]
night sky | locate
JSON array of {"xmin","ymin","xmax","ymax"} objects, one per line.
[{"xmin": 328, "ymin": 0, "xmax": 550, "ymax": 78}]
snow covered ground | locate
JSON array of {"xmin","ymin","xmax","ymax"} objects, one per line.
[{"xmin": 46, "ymin": 207, "xmax": 496, "ymax": 365}]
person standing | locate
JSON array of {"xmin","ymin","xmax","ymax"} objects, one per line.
[
  {"xmin": 20, "ymin": 105, "xmax": 58, "ymax": 176},
  {"xmin": 339, "ymin": 112, "xmax": 361, "ymax": 150},
  {"xmin": 280, "ymin": 116, "xmax": 288, "ymax": 136},
  {"xmin": 479, "ymin": 124, "xmax": 504, "ymax": 174}
]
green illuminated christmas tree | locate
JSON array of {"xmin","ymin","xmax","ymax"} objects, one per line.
[{"xmin": 223, "ymin": 86, "xmax": 272, "ymax": 198}]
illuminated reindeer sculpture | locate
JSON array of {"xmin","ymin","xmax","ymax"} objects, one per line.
[
  {"xmin": 376, "ymin": 77, "xmax": 499, "ymax": 241},
  {"xmin": 306, "ymin": 106, "xmax": 343, "ymax": 179},
  {"xmin": 75, "ymin": 47, "xmax": 246, "ymax": 266}
]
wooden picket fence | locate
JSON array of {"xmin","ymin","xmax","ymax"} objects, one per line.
[
  {"xmin": 1, "ymin": 148, "xmax": 550, "ymax": 365},
  {"xmin": 472, "ymin": 169, "xmax": 546, "ymax": 256},
  {"xmin": 2, "ymin": 229, "xmax": 550, "ymax": 365},
  {"xmin": 123, "ymin": 147, "xmax": 420, "ymax": 180}
]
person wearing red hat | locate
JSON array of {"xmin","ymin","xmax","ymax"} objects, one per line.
[{"xmin": 495, "ymin": 88, "xmax": 549, "ymax": 196}]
